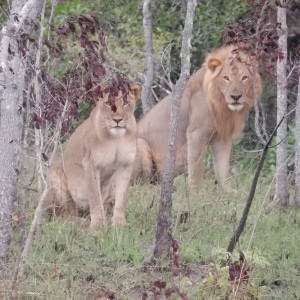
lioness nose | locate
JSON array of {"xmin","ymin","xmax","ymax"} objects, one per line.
[
  {"xmin": 113, "ymin": 118, "xmax": 123, "ymax": 125},
  {"xmin": 231, "ymin": 94, "xmax": 242, "ymax": 101}
]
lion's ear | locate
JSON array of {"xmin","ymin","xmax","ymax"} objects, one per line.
[
  {"xmin": 129, "ymin": 83, "xmax": 142, "ymax": 101},
  {"xmin": 207, "ymin": 58, "xmax": 222, "ymax": 72}
]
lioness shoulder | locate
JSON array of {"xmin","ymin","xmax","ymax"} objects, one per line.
[{"xmin": 45, "ymin": 83, "xmax": 142, "ymax": 229}]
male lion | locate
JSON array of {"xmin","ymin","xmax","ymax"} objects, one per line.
[
  {"xmin": 45, "ymin": 83, "xmax": 141, "ymax": 229},
  {"xmin": 135, "ymin": 45, "xmax": 262, "ymax": 190}
]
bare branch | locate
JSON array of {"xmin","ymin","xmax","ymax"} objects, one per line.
[
  {"xmin": 12, "ymin": 97, "xmax": 70, "ymax": 293},
  {"xmin": 227, "ymin": 113, "xmax": 287, "ymax": 253},
  {"xmin": 295, "ymin": 73, "xmax": 300, "ymax": 206}
]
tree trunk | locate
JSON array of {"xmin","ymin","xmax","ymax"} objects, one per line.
[
  {"xmin": 154, "ymin": 0, "xmax": 197, "ymax": 259},
  {"xmin": 274, "ymin": 2, "xmax": 289, "ymax": 206},
  {"xmin": 0, "ymin": 0, "xmax": 43, "ymax": 264},
  {"xmin": 295, "ymin": 75, "xmax": 300, "ymax": 206},
  {"xmin": 141, "ymin": 0, "xmax": 155, "ymax": 114}
]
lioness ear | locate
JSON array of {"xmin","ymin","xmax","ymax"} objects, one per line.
[
  {"xmin": 98, "ymin": 85, "xmax": 107, "ymax": 99},
  {"xmin": 207, "ymin": 58, "xmax": 222, "ymax": 72},
  {"xmin": 129, "ymin": 83, "xmax": 142, "ymax": 101},
  {"xmin": 99, "ymin": 85, "xmax": 106, "ymax": 92}
]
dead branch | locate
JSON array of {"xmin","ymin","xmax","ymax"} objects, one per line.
[{"xmin": 227, "ymin": 113, "xmax": 287, "ymax": 253}]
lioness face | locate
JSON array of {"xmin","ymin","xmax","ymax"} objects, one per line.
[
  {"xmin": 100, "ymin": 84, "xmax": 141, "ymax": 136},
  {"xmin": 208, "ymin": 57, "xmax": 256, "ymax": 112},
  {"xmin": 104, "ymin": 96, "xmax": 133, "ymax": 136}
]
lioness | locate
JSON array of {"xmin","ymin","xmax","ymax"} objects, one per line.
[
  {"xmin": 45, "ymin": 83, "xmax": 141, "ymax": 228},
  {"xmin": 135, "ymin": 45, "xmax": 262, "ymax": 190}
]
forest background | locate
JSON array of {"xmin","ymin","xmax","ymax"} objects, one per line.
[{"xmin": 0, "ymin": 0, "xmax": 300, "ymax": 299}]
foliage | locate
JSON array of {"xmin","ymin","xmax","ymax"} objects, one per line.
[
  {"xmin": 0, "ymin": 0, "xmax": 9, "ymax": 26},
  {"xmin": 234, "ymin": 124, "xmax": 296, "ymax": 180},
  {"xmin": 25, "ymin": 0, "xmax": 251, "ymax": 129},
  {"xmin": 192, "ymin": 0, "xmax": 249, "ymax": 67},
  {"xmin": 262, "ymin": 123, "xmax": 295, "ymax": 175},
  {"xmin": 29, "ymin": 13, "xmax": 134, "ymax": 135},
  {"xmin": 52, "ymin": 0, "xmax": 145, "ymax": 80},
  {"xmin": 50, "ymin": 0, "xmax": 250, "ymax": 93}
]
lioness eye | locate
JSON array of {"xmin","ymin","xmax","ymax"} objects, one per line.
[
  {"xmin": 242, "ymin": 75, "xmax": 248, "ymax": 81},
  {"xmin": 223, "ymin": 76, "xmax": 230, "ymax": 82}
]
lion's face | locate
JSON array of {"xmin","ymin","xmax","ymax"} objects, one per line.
[
  {"xmin": 98, "ymin": 84, "xmax": 141, "ymax": 136},
  {"xmin": 207, "ymin": 54, "xmax": 261, "ymax": 113}
]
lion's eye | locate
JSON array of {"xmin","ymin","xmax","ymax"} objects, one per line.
[
  {"xmin": 223, "ymin": 76, "xmax": 230, "ymax": 82},
  {"xmin": 242, "ymin": 75, "xmax": 248, "ymax": 82}
]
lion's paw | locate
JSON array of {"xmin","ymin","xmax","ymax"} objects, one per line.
[
  {"xmin": 223, "ymin": 186, "xmax": 238, "ymax": 195},
  {"xmin": 89, "ymin": 216, "xmax": 107, "ymax": 231}
]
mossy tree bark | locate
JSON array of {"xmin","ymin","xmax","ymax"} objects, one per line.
[{"xmin": 0, "ymin": 0, "xmax": 43, "ymax": 265}]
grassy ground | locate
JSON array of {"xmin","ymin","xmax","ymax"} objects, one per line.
[{"xmin": 2, "ymin": 169, "xmax": 300, "ymax": 299}]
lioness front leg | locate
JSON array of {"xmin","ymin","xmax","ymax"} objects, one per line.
[
  {"xmin": 111, "ymin": 167, "xmax": 133, "ymax": 226},
  {"xmin": 83, "ymin": 155, "xmax": 106, "ymax": 229},
  {"xmin": 210, "ymin": 137, "xmax": 233, "ymax": 191},
  {"xmin": 187, "ymin": 129, "xmax": 208, "ymax": 190}
]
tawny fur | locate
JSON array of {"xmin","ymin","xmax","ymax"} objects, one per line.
[
  {"xmin": 44, "ymin": 84, "xmax": 141, "ymax": 229},
  {"xmin": 134, "ymin": 45, "xmax": 262, "ymax": 190}
]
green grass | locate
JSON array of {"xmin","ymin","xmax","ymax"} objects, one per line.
[{"xmin": 2, "ymin": 172, "xmax": 300, "ymax": 299}]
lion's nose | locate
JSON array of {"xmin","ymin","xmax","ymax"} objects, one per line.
[
  {"xmin": 113, "ymin": 118, "xmax": 123, "ymax": 125},
  {"xmin": 230, "ymin": 94, "xmax": 242, "ymax": 101}
]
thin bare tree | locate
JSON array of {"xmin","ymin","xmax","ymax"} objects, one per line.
[
  {"xmin": 227, "ymin": 115, "xmax": 286, "ymax": 253},
  {"xmin": 253, "ymin": 0, "xmax": 270, "ymax": 145},
  {"xmin": 0, "ymin": 0, "xmax": 43, "ymax": 265},
  {"xmin": 154, "ymin": 0, "xmax": 197, "ymax": 259},
  {"xmin": 141, "ymin": 0, "xmax": 155, "ymax": 113},
  {"xmin": 295, "ymin": 73, "xmax": 300, "ymax": 206},
  {"xmin": 274, "ymin": 0, "xmax": 289, "ymax": 206}
]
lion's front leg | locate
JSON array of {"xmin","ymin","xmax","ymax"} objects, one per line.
[
  {"xmin": 111, "ymin": 167, "xmax": 133, "ymax": 226},
  {"xmin": 82, "ymin": 154, "xmax": 106, "ymax": 229},
  {"xmin": 133, "ymin": 138, "xmax": 154, "ymax": 182},
  {"xmin": 187, "ymin": 129, "xmax": 208, "ymax": 190},
  {"xmin": 210, "ymin": 137, "xmax": 232, "ymax": 191}
]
